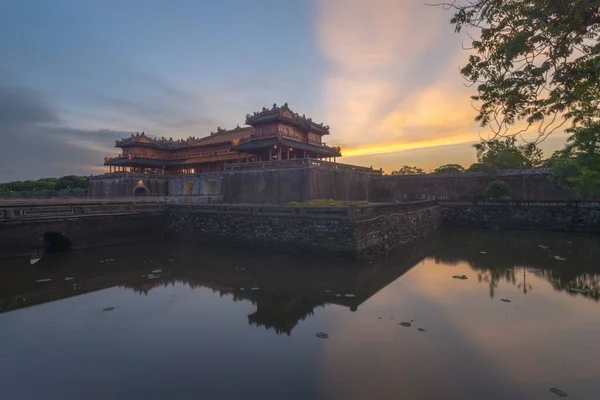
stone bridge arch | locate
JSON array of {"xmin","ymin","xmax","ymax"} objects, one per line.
[
  {"xmin": 0, "ymin": 211, "xmax": 164, "ymax": 260},
  {"xmin": 133, "ymin": 186, "xmax": 150, "ymax": 197},
  {"xmin": 42, "ymin": 232, "xmax": 72, "ymax": 252}
]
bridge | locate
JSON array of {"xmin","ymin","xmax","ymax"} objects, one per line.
[{"xmin": 0, "ymin": 199, "xmax": 167, "ymax": 259}]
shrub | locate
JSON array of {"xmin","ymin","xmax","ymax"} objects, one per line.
[{"xmin": 485, "ymin": 180, "xmax": 510, "ymax": 199}]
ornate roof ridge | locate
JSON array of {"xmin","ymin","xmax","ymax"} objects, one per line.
[
  {"xmin": 115, "ymin": 126, "xmax": 252, "ymax": 148},
  {"xmin": 245, "ymin": 103, "xmax": 330, "ymax": 133},
  {"xmin": 209, "ymin": 124, "xmax": 252, "ymax": 136},
  {"xmin": 115, "ymin": 132, "xmax": 189, "ymax": 147}
]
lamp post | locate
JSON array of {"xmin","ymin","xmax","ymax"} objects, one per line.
[{"xmin": 522, "ymin": 162, "xmax": 526, "ymax": 200}]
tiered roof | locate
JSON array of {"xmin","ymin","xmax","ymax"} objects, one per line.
[
  {"xmin": 115, "ymin": 125, "xmax": 252, "ymax": 149},
  {"xmin": 245, "ymin": 103, "xmax": 330, "ymax": 135}
]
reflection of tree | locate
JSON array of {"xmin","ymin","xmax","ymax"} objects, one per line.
[
  {"xmin": 430, "ymin": 229, "xmax": 600, "ymax": 301},
  {"xmin": 476, "ymin": 268, "xmax": 519, "ymax": 299},
  {"xmin": 544, "ymin": 273, "xmax": 600, "ymax": 301}
]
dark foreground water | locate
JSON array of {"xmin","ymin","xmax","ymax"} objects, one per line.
[{"xmin": 1, "ymin": 229, "xmax": 599, "ymax": 400}]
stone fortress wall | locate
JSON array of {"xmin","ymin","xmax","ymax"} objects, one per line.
[
  {"xmin": 2, "ymin": 198, "xmax": 598, "ymax": 261},
  {"xmin": 371, "ymin": 170, "xmax": 578, "ymax": 202},
  {"xmin": 89, "ymin": 164, "xmax": 584, "ymax": 204}
]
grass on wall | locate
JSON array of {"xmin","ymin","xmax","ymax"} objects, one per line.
[{"xmin": 288, "ymin": 199, "xmax": 370, "ymax": 207}]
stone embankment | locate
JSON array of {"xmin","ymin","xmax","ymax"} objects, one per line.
[
  {"xmin": 441, "ymin": 201, "xmax": 600, "ymax": 233},
  {"xmin": 166, "ymin": 201, "xmax": 440, "ymax": 258}
]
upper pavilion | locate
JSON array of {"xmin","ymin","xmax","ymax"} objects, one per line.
[
  {"xmin": 232, "ymin": 103, "xmax": 341, "ymax": 161},
  {"xmin": 103, "ymin": 103, "xmax": 342, "ymax": 174}
]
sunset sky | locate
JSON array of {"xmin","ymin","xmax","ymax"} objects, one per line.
[{"xmin": 0, "ymin": 0, "xmax": 569, "ymax": 180}]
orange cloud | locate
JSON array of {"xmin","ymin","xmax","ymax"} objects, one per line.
[{"xmin": 317, "ymin": 0, "xmax": 484, "ymax": 158}]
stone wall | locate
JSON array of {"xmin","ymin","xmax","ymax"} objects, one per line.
[
  {"xmin": 166, "ymin": 204, "xmax": 357, "ymax": 257},
  {"xmin": 165, "ymin": 202, "xmax": 439, "ymax": 258},
  {"xmin": 372, "ymin": 170, "xmax": 577, "ymax": 202},
  {"xmin": 220, "ymin": 167, "xmax": 373, "ymax": 204},
  {"xmin": 90, "ymin": 163, "xmax": 374, "ymax": 203},
  {"xmin": 88, "ymin": 175, "xmax": 169, "ymax": 197},
  {"xmin": 309, "ymin": 168, "xmax": 371, "ymax": 202},
  {"xmin": 167, "ymin": 173, "xmax": 224, "ymax": 196},
  {"xmin": 441, "ymin": 201, "xmax": 600, "ymax": 232},
  {"xmin": 357, "ymin": 205, "xmax": 442, "ymax": 256},
  {"xmin": 221, "ymin": 168, "xmax": 311, "ymax": 204}
]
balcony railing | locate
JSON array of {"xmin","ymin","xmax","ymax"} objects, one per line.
[
  {"xmin": 90, "ymin": 172, "xmax": 174, "ymax": 181},
  {"xmin": 236, "ymin": 132, "xmax": 340, "ymax": 153}
]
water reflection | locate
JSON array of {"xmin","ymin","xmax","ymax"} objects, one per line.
[
  {"xmin": 427, "ymin": 229, "xmax": 600, "ymax": 301},
  {"xmin": 0, "ymin": 239, "xmax": 430, "ymax": 335},
  {"xmin": 1, "ymin": 229, "xmax": 599, "ymax": 399},
  {"xmin": 1, "ymin": 229, "xmax": 599, "ymax": 328}
]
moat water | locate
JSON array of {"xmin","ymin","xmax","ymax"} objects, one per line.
[{"xmin": 0, "ymin": 229, "xmax": 599, "ymax": 399}]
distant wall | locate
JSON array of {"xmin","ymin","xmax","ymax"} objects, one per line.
[
  {"xmin": 441, "ymin": 201, "xmax": 600, "ymax": 232},
  {"xmin": 221, "ymin": 168, "xmax": 311, "ymax": 203},
  {"xmin": 221, "ymin": 167, "xmax": 372, "ymax": 204},
  {"xmin": 371, "ymin": 170, "xmax": 577, "ymax": 202},
  {"xmin": 89, "ymin": 167, "xmax": 583, "ymax": 203},
  {"xmin": 90, "ymin": 163, "xmax": 374, "ymax": 203}
]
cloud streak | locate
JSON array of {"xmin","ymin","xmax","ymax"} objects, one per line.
[
  {"xmin": 0, "ymin": 85, "xmax": 132, "ymax": 180},
  {"xmin": 316, "ymin": 0, "xmax": 559, "ymax": 164}
]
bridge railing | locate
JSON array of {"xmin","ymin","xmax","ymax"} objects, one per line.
[
  {"xmin": 0, "ymin": 199, "xmax": 167, "ymax": 221},
  {"xmin": 166, "ymin": 195, "xmax": 222, "ymax": 204},
  {"xmin": 89, "ymin": 173, "xmax": 172, "ymax": 181},
  {"xmin": 0, "ymin": 198, "xmax": 438, "ymax": 222}
]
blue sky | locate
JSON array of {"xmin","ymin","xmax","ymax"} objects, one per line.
[{"xmin": 0, "ymin": 0, "xmax": 567, "ymax": 180}]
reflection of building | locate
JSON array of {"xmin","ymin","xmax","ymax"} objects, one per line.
[
  {"xmin": 0, "ymin": 238, "xmax": 429, "ymax": 335},
  {"xmin": 103, "ymin": 104, "xmax": 342, "ymax": 174},
  {"xmin": 125, "ymin": 279, "xmax": 333, "ymax": 335},
  {"xmin": 246, "ymin": 294, "xmax": 322, "ymax": 335}
]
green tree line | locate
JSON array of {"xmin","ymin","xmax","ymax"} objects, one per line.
[
  {"xmin": 0, "ymin": 175, "xmax": 90, "ymax": 192},
  {"xmin": 388, "ymin": 135, "xmax": 598, "ymax": 197}
]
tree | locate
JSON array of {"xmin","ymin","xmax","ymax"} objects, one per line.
[
  {"xmin": 473, "ymin": 136, "xmax": 544, "ymax": 170},
  {"xmin": 549, "ymin": 122, "xmax": 600, "ymax": 195},
  {"xmin": 486, "ymin": 180, "xmax": 510, "ymax": 199},
  {"xmin": 390, "ymin": 165, "xmax": 425, "ymax": 175},
  {"xmin": 55, "ymin": 175, "xmax": 89, "ymax": 191},
  {"xmin": 466, "ymin": 162, "xmax": 489, "ymax": 172},
  {"xmin": 0, "ymin": 176, "xmax": 89, "ymax": 192},
  {"xmin": 443, "ymin": 0, "xmax": 600, "ymax": 140},
  {"xmin": 433, "ymin": 164, "xmax": 466, "ymax": 173}
]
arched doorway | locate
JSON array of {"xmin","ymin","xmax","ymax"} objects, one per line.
[
  {"xmin": 133, "ymin": 186, "xmax": 150, "ymax": 197},
  {"xmin": 42, "ymin": 232, "xmax": 72, "ymax": 252}
]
